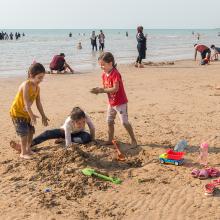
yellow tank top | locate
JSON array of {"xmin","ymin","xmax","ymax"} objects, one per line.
[{"xmin": 10, "ymin": 80, "xmax": 39, "ymax": 120}]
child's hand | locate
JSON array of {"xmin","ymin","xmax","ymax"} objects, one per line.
[
  {"xmin": 42, "ymin": 116, "xmax": 50, "ymax": 126},
  {"xmin": 90, "ymin": 87, "xmax": 104, "ymax": 94},
  {"xmin": 31, "ymin": 114, "xmax": 39, "ymax": 125}
]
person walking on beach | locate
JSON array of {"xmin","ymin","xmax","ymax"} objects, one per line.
[
  {"xmin": 49, "ymin": 53, "xmax": 74, "ymax": 74},
  {"xmin": 194, "ymin": 44, "xmax": 211, "ymax": 62},
  {"xmin": 90, "ymin": 31, "xmax": 98, "ymax": 51},
  {"xmin": 210, "ymin": 45, "xmax": 220, "ymax": 60},
  {"xmin": 135, "ymin": 26, "xmax": 146, "ymax": 68},
  {"xmin": 90, "ymin": 52, "xmax": 137, "ymax": 147},
  {"xmin": 9, "ymin": 63, "xmax": 49, "ymax": 159},
  {"xmin": 98, "ymin": 30, "xmax": 105, "ymax": 51}
]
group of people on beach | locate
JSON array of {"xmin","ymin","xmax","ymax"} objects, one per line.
[
  {"xmin": 10, "ymin": 52, "xmax": 137, "ymax": 159},
  {"xmin": 90, "ymin": 30, "xmax": 106, "ymax": 51},
  {"xmin": 0, "ymin": 31, "xmax": 25, "ymax": 40},
  {"xmin": 9, "ymin": 25, "xmax": 220, "ymax": 159},
  {"xmin": 194, "ymin": 44, "xmax": 220, "ymax": 64},
  {"xmin": 48, "ymin": 27, "xmax": 147, "ymax": 74}
]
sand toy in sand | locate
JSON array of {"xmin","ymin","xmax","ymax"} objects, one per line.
[
  {"xmin": 159, "ymin": 149, "xmax": 184, "ymax": 166},
  {"xmin": 82, "ymin": 168, "xmax": 122, "ymax": 184}
]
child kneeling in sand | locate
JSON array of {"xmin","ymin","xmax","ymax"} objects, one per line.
[
  {"xmin": 10, "ymin": 63, "xmax": 49, "ymax": 159},
  {"xmin": 90, "ymin": 52, "xmax": 137, "ymax": 147},
  {"xmin": 31, "ymin": 107, "xmax": 95, "ymax": 147}
]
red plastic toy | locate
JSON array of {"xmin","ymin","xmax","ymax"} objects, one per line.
[{"xmin": 166, "ymin": 149, "xmax": 184, "ymax": 160}]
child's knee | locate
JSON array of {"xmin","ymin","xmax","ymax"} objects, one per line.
[
  {"xmin": 81, "ymin": 133, "xmax": 91, "ymax": 143},
  {"xmin": 122, "ymin": 122, "xmax": 130, "ymax": 127},
  {"xmin": 73, "ymin": 132, "xmax": 91, "ymax": 144}
]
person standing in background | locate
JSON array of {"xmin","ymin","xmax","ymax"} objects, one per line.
[
  {"xmin": 135, "ymin": 26, "xmax": 146, "ymax": 68},
  {"xmin": 98, "ymin": 30, "xmax": 105, "ymax": 51},
  {"xmin": 90, "ymin": 31, "xmax": 98, "ymax": 51}
]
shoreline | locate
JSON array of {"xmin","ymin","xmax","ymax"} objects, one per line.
[{"xmin": 0, "ymin": 58, "xmax": 198, "ymax": 79}]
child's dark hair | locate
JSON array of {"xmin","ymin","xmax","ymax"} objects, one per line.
[
  {"xmin": 98, "ymin": 52, "xmax": 117, "ymax": 68},
  {"xmin": 70, "ymin": 107, "xmax": 86, "ymax": 121},
  {"xmin": 28, "ymin": 63, "xmax": 45, "ymax": 78},
  {"xmin": 137, "ymin": 26, "xmax": 143, "ymax": 33},
  {"xmin": 210, "ymin": 44, "xmax": 215, "ymax": 49}
]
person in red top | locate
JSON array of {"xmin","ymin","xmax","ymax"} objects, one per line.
[
  {"xmin": 49, "ymin": 53, "xmax": 74, "ymax": 74},
  {"xmin": 90, "ymin": 52, "xmax": 137, "ymax": 147},
  {"xmin": 194, "ymin": 44, "xmax": 211, "ymax": 61}
]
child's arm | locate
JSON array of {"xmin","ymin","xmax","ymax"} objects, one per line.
[
  {"xmin": 91, "ymin": 82, "xmax": 119, "ymax": 94},
  {"xmin": 63, "ymin": 120, "xmax": 72, "ymax": 147},
  {"xmin": 85, "ymin": 115, "xmax": 95, "ymax": 140},
  {"xmin": 194, "ymin": 49, "xmax": 197, "ymax": 61},
  {"xmin": 23, "ymin": 82, "xmax": 38, "ymax": 124},
  {"xmin": 64, "ymin": 62, "xmax": 74, "ymax": 73},
  {"xmin": 36, "ymin": 88, "xmax": 49, "ymax": 126}
]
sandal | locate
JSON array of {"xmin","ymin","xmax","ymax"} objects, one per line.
[
  {"xmin": 204, "ymin": 178, "xmax": 220, "ymax": 196},
  {"xmin": 212, "ymin": 178, "xmax": 220, "ymax": 186},
  {"xmin": 191, "ymin": 169, "xmax": 200, "ymax": 178},
  {"xmin": 207, "ymin": 168, "xmax": 220, "ymax": 178},
  {"xmin": 198, "ymin": 169, "xmax": 209, "ymax": 180},
  {"xmin": 204, "ymin": 182, "xmax": 215, "ymax": 196}
]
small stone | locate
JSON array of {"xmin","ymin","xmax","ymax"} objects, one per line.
[{"xmin": 88, "ymin": 178, "xmax": 93, "ymax": 184}]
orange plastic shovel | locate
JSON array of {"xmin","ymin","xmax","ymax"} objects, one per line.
[{"xmin": 112, "ymin": 140, "xmax": 126, "ymax": 161}]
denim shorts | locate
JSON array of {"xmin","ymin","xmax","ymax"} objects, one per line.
[{"xmin": 12, "ymin": 117, "xmax": 35, "ymax": 137}]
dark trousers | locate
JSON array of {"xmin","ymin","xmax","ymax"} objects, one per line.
[
  {"xmin": 136, "ymin": 56, "xmax": 143, "ymax": 64},
  {"xmin": 99, "ymin": 43, "xmax": 104, "ymax": 51},
  {"xmin": 31, "ymin": 129, "xmax": 91, "ymax": 146},
  {"xmin": 201, "ymin": 48, "xmax": 211, "ymax": 59},
  {"xmin": 92, "ymin": 43, "xmax": 97, "ymax": 51}
]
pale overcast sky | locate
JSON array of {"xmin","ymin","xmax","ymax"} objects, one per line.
[{"xmin": 0, "ymin": 0, "xmax": 219, "ymax": 29}]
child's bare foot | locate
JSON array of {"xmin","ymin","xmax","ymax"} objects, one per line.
[
  {"xmin": 134, "ymin": 63, "xmax": 138, "ymax": 67},
  {"xmin": 131, "ymin": 139, "xmax": 138, "ymax": 147},
  {"xmin": 103, "ymin": 140, "xmax": 113, "ymax": 146},
  {"xmin": 20, "ymin": 154, "xmax": 32, "ymax": 160},
  {"xmin": 54, "ymin": 138, "xmax": 65, "ymax": 144},
  {"xmin": 10, "ymin": 140, "xmax": 21, "ymax": 153}
]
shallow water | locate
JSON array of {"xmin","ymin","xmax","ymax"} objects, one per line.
[{"xmin": 0, "ymin": 29, "xmax": 220, "ymax": 77}]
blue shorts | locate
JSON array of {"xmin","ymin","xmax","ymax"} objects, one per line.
[{"xmin": 12, "ymin": 118, "xmax": 35, "ymax": 137}]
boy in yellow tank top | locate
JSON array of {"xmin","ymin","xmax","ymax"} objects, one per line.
[{"xmin": 10, "ymin": 63, "xmax": 49, "ymax": 159}]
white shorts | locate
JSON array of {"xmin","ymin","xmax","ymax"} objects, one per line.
[{"xmin": 107, "ymin": 103, "xmax": 129, "ymax": 124}]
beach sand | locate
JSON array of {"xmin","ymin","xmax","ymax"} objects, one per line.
[{"xmin": 0, "ymin": 60, "xmax": 220, "ymax": 220}]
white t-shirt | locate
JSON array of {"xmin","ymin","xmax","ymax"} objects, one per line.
[{"xmin": 61, "ymin": 114, "xmax": 94, "ymax": 147}]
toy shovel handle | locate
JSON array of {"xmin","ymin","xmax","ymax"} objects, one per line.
[
  {"xmin": 112, "ymin": 140, "xmax": 122, "ymax": 155},
  {"xmin": 93, "ymin": 172, "xmax": 115, "ymax": 183}
]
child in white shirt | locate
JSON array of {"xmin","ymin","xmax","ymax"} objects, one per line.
[{"xmin": 31, "ymin": 107, "xmax": 95, "ymax": 147}]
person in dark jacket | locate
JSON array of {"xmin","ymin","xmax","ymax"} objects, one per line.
[
  {"xmin": 135, "ymin": 26, "xmax": 146, "ymax": 68},
  {"xmin": 90, "ymin": 31, "xmax": 98, "ymax": 51}
]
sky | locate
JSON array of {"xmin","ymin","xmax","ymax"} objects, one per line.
[{"xmin": 0, "ymin": 0, "xmax": 220, "ymax": 29}]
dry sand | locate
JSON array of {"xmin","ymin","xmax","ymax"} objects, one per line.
[{"xmin": 0, "ymin": 60, "xmax": 220, "ymax": 220}]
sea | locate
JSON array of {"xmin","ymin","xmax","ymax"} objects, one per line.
[{"xmin": 0, "ymin": 29, "xmax": 220, "ymax": 77}]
